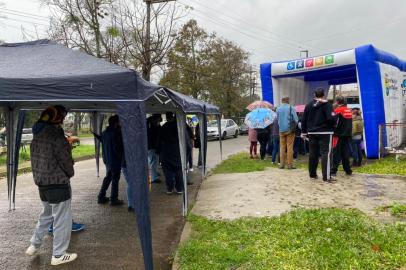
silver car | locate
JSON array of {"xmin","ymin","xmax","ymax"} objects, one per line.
[{"xmin": 207, "ymin": 119, "xmax": 239, "ymax": 140}]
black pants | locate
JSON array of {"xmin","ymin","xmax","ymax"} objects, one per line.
[
  {"xmin": 163, "ymin": 164, "xmax": 183, "ymax": 192},
  {"xmin": 257, "ymin": 132, "xmax": 269, "ymax": 160},
  {"xmin": 98, "ymin": 166, "xmax": 121, "ymax": 201},
  {"xmin": 308, "ymin": 134, "xmax": 332, "ymax": 181},
  {"xmin": 331, "ymin": 136, "xmax": 352, "ymax": 175}
]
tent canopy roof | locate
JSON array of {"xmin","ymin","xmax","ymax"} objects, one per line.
[{"xmin": 0, "ymin": 39, "xmax": 220, "ymax": 114}]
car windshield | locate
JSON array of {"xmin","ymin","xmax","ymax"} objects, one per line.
[{"xmin": 208, "ymin": 120, "xmax": 227, "ymax": 128}]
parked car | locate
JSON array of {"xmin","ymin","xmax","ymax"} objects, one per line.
[
  {"xmin": 21, "ymin": 128, "xmax": 33, "ymax": 145},
  {"xmin": 239, "ymin": 123, "xmax": 249, "ymax": 135},
  {"xmin": 207, "ymin": 119, "xmax": 239, "ymax": 140}
]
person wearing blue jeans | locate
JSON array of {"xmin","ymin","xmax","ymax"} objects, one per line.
[
  {"xmin": 147, "ymin": 114, "xmax": 162, "ymax": 183},
  {"xmin": 271, "ymin": 135, "xmax": 280, "ymax": 163},
  {"xmin": 148, "ymin": 149, "xmax": 159, "ymax": 182}
]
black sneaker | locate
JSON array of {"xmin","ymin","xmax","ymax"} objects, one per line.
[
  {"xmin": 152, "ymin": 179, "xmax": 162, "ymax": 184},
  {"xmin": 128, "ymin": 206, "xmax": 134, "ymax": 212},
  {"xmin": 97, "ymin": 197, "xmax": 109, "ymax": 204},
  {"xmin": 330, "ymin": 173, "xmax": 337, "ymax": 177},
  {"xmin": 310, "ymin": 175, "xmax": 318, "ymax": 180},
  {"xmin": 346, "ymin": 171, "xmax": 353, "ymax": 176},
  {"xmin": 110, "ymin": 200, "xmax": 124, "ymax": 206}
]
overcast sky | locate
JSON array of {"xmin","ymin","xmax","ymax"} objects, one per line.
[{"xmin": 1, "ymin": 0, "xmax": 405, "ymax": 67}]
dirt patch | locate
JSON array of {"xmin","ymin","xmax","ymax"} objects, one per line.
[{"xmin": 192, "ymin": 167, "xmax": 406, "ymax": 222}]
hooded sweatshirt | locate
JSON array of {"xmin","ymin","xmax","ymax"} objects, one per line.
[
  {"xmin": 301, "ymin": 98, "xmax": 335, "ymax": 134},
  {"xmin": 333, "ymin": 105, "xmax": 352, "ymax": 137}
]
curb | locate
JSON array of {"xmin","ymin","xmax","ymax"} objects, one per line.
[{"xmin": 172, "ymin": 222, "xmax": 192, "ymax": 270}]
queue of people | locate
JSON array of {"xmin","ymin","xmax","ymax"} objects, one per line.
[{"xmin": 248, "ymin": 89, "xmax": 365, "ymax": 183}]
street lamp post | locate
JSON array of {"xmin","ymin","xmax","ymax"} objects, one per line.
[{"xmin": 143, "ymin": 0, "xmax": 176, "ymax": 81}]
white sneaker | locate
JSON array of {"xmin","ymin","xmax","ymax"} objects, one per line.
[
  {"xmin": 51, "ymin": 253, "xmax": 78, "ymax": 265},
  {"xmin": 189, "ymin": 168, "xmax": 194, "ymax": 172},
  {"xmin": 25, "ymin": 245, "xmax": 39, "ymax": 256}
]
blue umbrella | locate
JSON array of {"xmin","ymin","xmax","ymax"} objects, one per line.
[{"xmin": 244, "ymin": 108, "xmax": 276, "ymax": 129}]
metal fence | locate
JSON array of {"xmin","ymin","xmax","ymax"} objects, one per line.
[{"xmin": 378, "ymin": 122, "xmax": 406, "ymax": 160}]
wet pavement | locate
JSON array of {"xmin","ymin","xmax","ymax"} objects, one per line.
[{"xmin": 0, "ymin": 136, "xmax": 247, "ymax": 270}]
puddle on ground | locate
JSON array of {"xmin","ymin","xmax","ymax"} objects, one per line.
[{"xmin": 363, "ymin": 175, "xmax": 384, "ymax": 197}]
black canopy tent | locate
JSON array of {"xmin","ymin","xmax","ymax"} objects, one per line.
[{"xmin": 0, "ymin": 40, "xmax": 221, "ymax": 270}]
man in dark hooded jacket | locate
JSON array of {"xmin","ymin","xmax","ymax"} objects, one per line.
[
  {"xmin": 301, "ymin": 88, "xmax": 335, "ymax": 182},
  {"xmin": 159, "ymin": 112, "xmax": 183, "ymax": 194},
  {"xmin": 97, "ymin": 115, "xmax": 124, "ymax": 205}
]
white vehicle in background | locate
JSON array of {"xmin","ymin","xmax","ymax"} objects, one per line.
[
  {"xmin": 207, "ymin": 119, "xmax": 239, "ymax": 140},
  {"xmin": 21, "ymin": 128, "xmax": 33, "ymax": 145}
]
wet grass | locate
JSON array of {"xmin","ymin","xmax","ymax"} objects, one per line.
[
  {"xmin": 376, "ymin": 202, "xmax": 406, "ymax": 218},
  {"xmin": 212, "ymin": 152, "xmax": 306, "ymax": 174},
  {"xmin": 178, "ymin": 208, "xmax": 406, "ymax": 270},
  {"xmin": 353, "ymin": 156, "xmax": 406, "ymax": 176}
]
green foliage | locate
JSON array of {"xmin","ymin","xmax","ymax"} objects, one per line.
[
  {"xmin": 178, "ymin": 209, "xmax": 406, "ymax": 270},
  {"xmin": 212, "ymin": 152, "xmax": 306, "ymax": 174},
  {"xmin": 106, "ymin": 26, "xmax": 120, "ymax": 38},
  {"xmin": 160, "ymin": 20, "xmax": 251, "ymax": 118},
  {"xmin": 0, "ymin": 144, "xmax": 95, "ymax": 167},
  {"xmin": 353, "ymin": 156, "xmax": 406, "ymax": 176},
  {"xmin": 376, "ymin": 202, "xmax": 406, "ymax": 218}
]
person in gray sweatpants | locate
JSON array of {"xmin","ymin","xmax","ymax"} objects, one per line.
[{"xmin": 25, "ymin": 105, "xmax": 78, "ymax": 265}]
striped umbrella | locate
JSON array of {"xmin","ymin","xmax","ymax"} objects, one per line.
[{"xmin": 246, "ymin": 100, "xmax": 273, "ymax": 111}]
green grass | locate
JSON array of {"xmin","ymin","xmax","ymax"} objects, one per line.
[
  {"xmin": 212, "ymin": 152, "xmax": 306, "ymax": 174},
  {"xmin": 353, "ymin": 156, "xmax": 406, "ymax": 176},
  {"xmin": 376, "ymin": 202, "xmax": 406, "ymax": 218},
  {"xmin": 0, "ymin": 144, "xmax": 95, "ymax": 167},
  {"xmin": 178, "ymin": 208, "xmax": 406, "ymax": 270}
]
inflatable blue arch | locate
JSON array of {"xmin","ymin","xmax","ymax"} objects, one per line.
[{"xmin": 260, "ymin": 45, "xmax": 406, "ymax": 158}]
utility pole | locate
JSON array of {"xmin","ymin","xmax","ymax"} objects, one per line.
[
  {"xmin": 143, "ymin": 0, "xmax": 176, "ymax": 81},
  {"xmin": 248, "ymin": 66, "xmax": 256, "ymax": 102}
]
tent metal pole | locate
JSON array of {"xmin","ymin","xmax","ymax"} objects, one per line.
[
  {"xmin": 92, "ymin": 112, "xmax": 104, "ymax": 177},
  {"xmin": 198, "ymin": 113, "xmax": 206, "ymax": 178},
  {"xmin": 217, "ymin": 115, "xmax": 223, "ymax": 161},
  {"xmin": 5, "ymin": 106, "xmax": 17, "ymax": 212},
  {"xmin": 12, "ymin": 110, "xmax": 25, "ymax": 210},
  {"xmin": 176, "ymin": 111, "xmax": 188, "ymax": 217}
]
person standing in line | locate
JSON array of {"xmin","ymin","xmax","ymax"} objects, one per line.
[
  {"xmin": 248, "ymin": 128, "xmax": 258, "ymax": 159},
  {"xmin": 97, "ymin": 115, "xmax": 124, "ymax": 206},
  {"xmin": 301, "ymin": 88, "xmax": 335, "ymax": 182},
  {"xmin": 160, "ymin": 112, "xmax": 183, "ymax": 195},
  {"xmin": 26, "ymin": 106, "xmax": 77, "ymax": 265},
  {"xmin": 147, "ymin": 114, "xmax": 162, "ymax": 183},
  {"xmin": 351, "ymin": 109, "xmax": 364, "ymax": 167},
  {"xmin": 271, "ymin": 114, "xmax": 280, "ymax": 164},
  {"xmin": 276, "ymin": 97, "xmax": 298, "ymax": 169},
  {"xmin": 257, "ymin": 126, "xmax": 271, "ymax": 160},
  {"xmin": 330, "ymin": 97, "xmax": 353, "ymax": 177}
]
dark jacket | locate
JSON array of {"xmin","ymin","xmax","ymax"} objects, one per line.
[
  {"xmin": 302, "ymin": 99, "xmax": 335, "ymax": 134},
  {"xmin": 147, "ymin": 119, "xmax": 161, "ymax": 151},
  {"xmin": 194, "ymin": 123, "xmax": 201, "ymax": 148},
  {"xmin": 31, "ymin": 122, "xmax": 74, "ymax": 186},
  {"xmin": 101, "ymin": 126, "xmax": 124, "ymax": 169},
  {"xmin": 333, "ymin": 106, "xmax": 353, "ymax": 137},
  {"xmin": 160, "ymin": 119, "xmax": 181, "ymax": 169}
]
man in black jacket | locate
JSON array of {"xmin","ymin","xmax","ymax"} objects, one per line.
[
  {"xmin": 160, "ymin": 112, "xmax": 183, "ymax": 194},
  {"xmin": 331, "ymin": 96, "xmax": 353, "ymax": 176},
  {"xmin": 97, "ymin": 115, "xmax": 124, "ymax": 205},
  {"xmin": 301, "ymin": 88, "xmax": 335, "ymax": 182}
]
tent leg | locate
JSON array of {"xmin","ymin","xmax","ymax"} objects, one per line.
[
  {"xmin": 13, "ymin": 110, "xmax": 25, "ymax": 210},
  {"xmin": 5, "ymin": 107, "xmax": 18, "ymax": 212},
  {"xmin": 92, "ymin": 112, "xmax": 104, "ymax": 177},
  {"xmin": 197, "ymin": 113, "xmax": 207, "ymax": 178},
  {"xmin": 117, "ymin": 101, "xmax": 153, "ymax": 270},
  {"xmin": 176, "ymin": 111, "xmax": 188, "ymax": 217},
  {"xmin": 217, "ymin": 115, "xmax": 223, "ymax": 161}
]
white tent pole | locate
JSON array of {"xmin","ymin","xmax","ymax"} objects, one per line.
[
  {"xmin": 217, "ymin": 115, "xmax": 223, "ymax": 161},
  {"xmin": 92, "ymin": 112, "xmax": 103, "ymax": 177},
  {"xmin": 5, "ymin": 106, "xmax": 17, "ymax": 212},
  {"xmin": 197, "ymin": 113, "xmax": 206, "ymax": 179},
  {"xmin": 176, "ymin": 111, "xmax": 188, "ymax": 217}
]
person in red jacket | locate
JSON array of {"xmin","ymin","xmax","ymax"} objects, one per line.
[{"xmin": 331, "ymin": 96, "xmax": 353, "ymax": 177}]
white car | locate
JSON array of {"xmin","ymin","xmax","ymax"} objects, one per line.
[{"xmin": 207, "ymin": 119, "xmax": 239, "ymax": 140}]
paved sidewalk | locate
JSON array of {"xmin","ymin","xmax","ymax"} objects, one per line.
[
  {"xmin": 0, "ymin": 159, "xmax": 200, "ymax": 270},
  {"xmin": 192, "ymin": 168, "xmax": 406, "ymax": 221}
]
